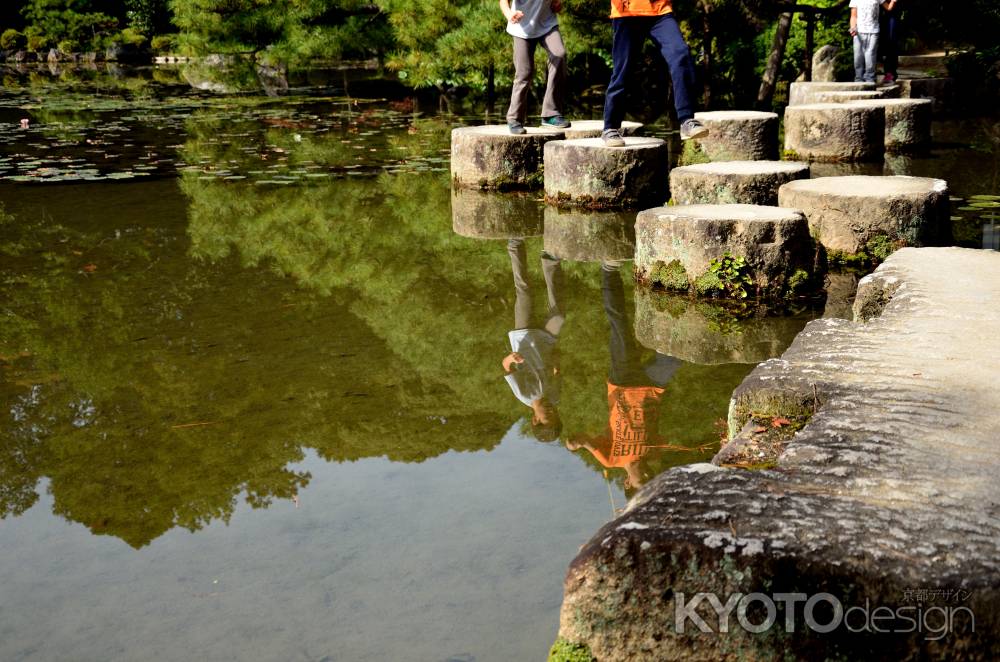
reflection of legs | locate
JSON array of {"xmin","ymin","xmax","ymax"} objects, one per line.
[
  {"xmin": 603, "ymin": 19, "xmax": 645, "ymax": 130},
  {"xmin": 507, "ymin": 37, "xmax": 537, "ymax": 124},
  {"xmin": 539, "ymin": 28, "xmax": 567, "ymax": 119},
  {"xmin": 649, "ymin": 14, "xmax": 697, "ymax": 122},
  {"xmin": 602, "ymin": 263, "xmax": 645, "ymax": 385},
  {"xmin": 541, "ymin": 251, "xmax": 565, "ymax": 336},
  {"xmin": 508, "ymin": 238, "xmax": 532, "ymax": 330}
]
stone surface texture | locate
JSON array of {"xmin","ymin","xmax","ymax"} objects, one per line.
[
  {"xmin": 812, "ymin": 45, "xmax": 839, "ymax": 82},
  {"xmin": 783, "ymin": 103, "xmax": 885, "ymax": 162},
  {"xmin": 557, "ymin": 248, "xmax": 1000, "ymax": 661},
  {"xmin": 688, "ymin": 111, "xmax": 779, "ymax": 162},
  {"xmin": 451, "ymin": 125, "xmax": 564, "ymax": 190},
  {"xmin": 847, "ymin": 98, "xmax": 933, "ymax": 151},
  {"xmin": 562, "ymin": 120, "xmax": 643, "ymax": 140},
  {"xmin": 811, "ymin": 86, "xmax": 899, "ymax": 103},
  {"xmin": 543, "ymin": 207, "xmax": 635, "ymax": 263},
  {"xmin": 451, "ymin": 189, "xmax": 543, "ymax": 239},
  {"xmin": 778, "ymin": 175, "xmax": 949, "ymax": 255},
  {"xmin": 544, "ymin": 137, "xmax": 669, "ymax": 209},
  {"xmin": 633, "ymin": 289, "xmax": 813, "ymax": 365},
  {"xmin": 634, "ymin": 204, "xmax": 818, "ymax": 297},
  {"xmin": 669, "ymin": 161, "xmax": 810, "ymax": 206},
  {"xmin": 789, "ymin": 81, "xmax": 876, "ymax": 105}
]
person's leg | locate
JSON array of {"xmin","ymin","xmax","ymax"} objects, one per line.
[
  {"xmin": 508, "ymin": 238, "xmax": 533, "ymax": 329},
  {"xmin": 540, "ymin": 251, "xmax": 565, "ymax": 336},
  {"xmin": 863, "ymin": 33, "xmax": 879, "ymax": 83},
  {"xmin": 884, "ymin": 15, "xmax": 900, "ymax": 77},
  {"xmin": 649, "ymin": 13, "xmax": 697, "ymax": 122},
  {"xmin": 539, "ymin": 28, "xmax": 567, "ymax": 120},
  {"xmin": 853, "ymin": 34, "xmax": 865, "ymax": 82},
  {"xmin": 507, "ymin": 37, "xmax": 537, "ymax": 124},
  {"xmin": 603, "ymin": 18, "xmax": 646, "ymax": 131}
]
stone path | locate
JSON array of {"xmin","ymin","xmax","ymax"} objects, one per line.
[{"xmin": 557, "ymin": 247, "xmax": 1000, "ymax": 660}]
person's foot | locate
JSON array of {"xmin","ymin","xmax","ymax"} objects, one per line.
[
  {"xmin": 602, "ymin": 128, "xmax": 625, "ymax": 147},
  {"xmin": 541, "ymin": 115, "xmax": 571, "ymax": 129},
  {"xmin": 679, "ymin": 118, "xmax": 709, "ymax": 141},
  {"xmin": 508, "ymin": 121, "xmax": 527, "ymax": 135},
  {"xmin": 883, "ymin": 72, "xmax": 896, "ymax": 83}
]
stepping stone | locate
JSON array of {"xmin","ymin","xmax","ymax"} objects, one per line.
[
  {"xmin": 847, "ymin": 98, "xmax": 932, "ymax": 152},
  {"xmin": 788, "ymin": 81, "xmax": 876, "ymax": 105},
  {"xmin": 897, "ymin": 77, "xmax": 955, "ymax": 115},
  {"xmin": 783, "ymin": 103, "xmax": 885, "ymax": 162},
  {"xmin": 542, "ymin": 207, "xmax": 635, "ymax": 263},
  {"xmin": 669, "ymin": 160, "xmax": 810, "ymax": 206},
  {"xmin": 897, "ymin": 52, "xmax": 950, "ymax": 76},
  {"xmin": 684, "ymin": 110, "xmax": 779, "ymax": 162},
  {"xmin": 811, "ymin": 85, "xmax": 900, "ymax": 103},
  {"xmin": 544, "ymin": 137, "xmax": 668, "ymax": 209},
  {"xmin": 778, "ymin": 175, "xmax": 949, "ymax": 257},
  {"xmin": 808, "ymin": 161, "xmax": 884, "ymax": 178},
  {"xmin": 634, "ymin": 204, "xmax": 820, "ymax": 299},
  {"xmin": 633, "ymin": 289, "xmax": 813, "ymax": 365},
  {"xmin": 450, "ymin": 188, "xmax": 543, "ymax": 239},
  {"xmin": 561, "ymin": 120, "xmax": 643, "ymax": 140},
  {"xmin": 450, "ymin": 125, "xmax": 564, "ymax": 190}
]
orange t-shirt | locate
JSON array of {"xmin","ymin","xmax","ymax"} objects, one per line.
[
  {"xmin": 584, "ymin": 382, "xmax": 665, "ymax": 468},
  {"xmin": 611, "ymin": 0, "xmax": 673, "ymax": 18}
]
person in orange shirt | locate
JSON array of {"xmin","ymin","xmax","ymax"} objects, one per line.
[
  {"xmin": 566, "ymin": 262, "xmax": 680, "ymax": 489},
  {"xmin": 601, "ymin": 1, "xmax": 709, "ymax": 146}
]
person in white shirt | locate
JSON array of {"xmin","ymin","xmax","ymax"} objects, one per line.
[{"xmin": 850, "ymin": 0, "xmax": 897, "ymax": 82}]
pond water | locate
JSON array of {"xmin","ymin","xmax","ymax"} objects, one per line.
[{"xmin": 0, "ymin": 66, "xmax": 998, "ymax": 662}]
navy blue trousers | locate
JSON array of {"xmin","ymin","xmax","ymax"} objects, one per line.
[{"xmin": 603, "ymin": 14, "xmax": 697, "ymax": 130}]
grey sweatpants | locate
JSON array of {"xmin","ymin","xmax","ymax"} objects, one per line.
[
  {"xmin": 508, "ymin": 238, "xmax": 564, "ymax": 336},
  {"xmin": 506, "ymin": 28, "xmax": 567, "ymax": 124},
  {"xmin": 853, "ymin": 32, "xmax": 879, "ymax": 83}
]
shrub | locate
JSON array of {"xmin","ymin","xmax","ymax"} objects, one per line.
[
  {"xmin": 119, "ymin": 27, "xmax": 148, "ymax": 47},
  {"xmin": 150, "ymin": 34, "xmax": 178, "ymax": 54},
  {"xmin": 1, "ymin": 29, "xmax": 26, "ymax": 51},
  {"xmin": 57, "ymin": 39, "xmax": 79, "ymax": 54},
  {"xmin": 25, "ymin": 29, "xmax": 49, "ymax": 52}
]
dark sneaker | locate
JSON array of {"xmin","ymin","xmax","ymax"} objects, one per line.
[
  {"xmin": 679, "ymin": 118, "xmax": 709, "ymax": 141},
  {"xmin": 541, "ymin": 115, "xmax": 571, "ymax": 129},
  {"xmin": 883, "ymin": 72, "xmax": 896, "ymax": 83},
  {"xmin": 602, "ymin": 128, "xmax": 626, "ymax": 147},
  {"xmin": 508, "ymin": 121, "xmax": 527, "ymax": 135}
]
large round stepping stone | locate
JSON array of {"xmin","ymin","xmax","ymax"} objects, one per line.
[
  {"xmin": 778, "ymin": 175, "xmax": 949, "ymax": 256},
  {"xmin": 544, "ymin": 137, "xmax": 668, "ymax": 209},
  {"xmin": 685, "ymin": 111, "xmax": 778, "ymax": 162},
  {"xmin": 669, "ymin": 161, "xmax": 810, "ymax": 206},
  {"xmin": 634, "ymin": 204, "xmax": 820, "ymax": 298},
  {"xmin": 543, "ymin": 207, "xmax": 635, "ymax": 263},
  {"xmin": 633, "ymin": 289, "xmax": 813, "ymax": 365},
  {"xmin": 562, "ymin": 120, "xmax": 643, "ymax": 140},
  {"xmin": 451, "ymin": 188, "xmax": 543, "ymax": 239},
  {"xmin": 789, "ymin": 81, "xmax": 876, "ymax": 105},
  {"xmin": 847, "ymin": 98, "xmax": 932, "ymax": 152},
  {"xmin": 898, "ymin": 77, "xmax": 954, "ymax": 115},
  {"xmin": 451, "ymin": 125, "xmax": 564, "ymax": 190},
  {"xmin": 783, "ymin": 103, "xmax": 885, "ymax": 162}
]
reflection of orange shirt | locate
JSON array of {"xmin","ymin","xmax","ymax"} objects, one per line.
[
  {"xmin": 611, "ymin": 1, "xmax": 673, "ymax": 18},
  {"xmin": 585, "ymin": 383, "xmax": 665, "ymax": 468}
]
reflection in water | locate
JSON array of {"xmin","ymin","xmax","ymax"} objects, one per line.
[
  {"xmin": 503, "ymin": 239, "xmax": 565, "ymax": 441},
  {"xmin": 567, "ymin": 265, "xmax": 681, "ymax": 493}
]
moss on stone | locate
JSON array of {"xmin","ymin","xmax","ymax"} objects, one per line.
[
  {"xmin": 680, "ymin": 140, "xmax": 711, "ymax": 165},
  {"xmin": 694, "ymin": 270, "xmax": 723, "ymax": 296},
  {"xmin": 548, "ymin": 638, "xmax": 594, "ymax": 662},
  {"xmin": 787, "ymin": 268, "xmax": 811, "ymax": 294},
  {"xmin": 648, "ymin": 259, "xmax": 690, "ymax": 292}
]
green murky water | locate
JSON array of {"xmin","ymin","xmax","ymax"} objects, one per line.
[{"xmin": 1, "ymin": 66, "xmax": 998, "ymax": 661}]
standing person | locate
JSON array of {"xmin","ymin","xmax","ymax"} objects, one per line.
[
  {"xmin": 500, "ymin": 0, "xmax": 572, "ymax": 135},
  {"xmin": 601, "ymin": 1, "xmax": 708, "ymax": 147},
  {"xmin": 501, "ymin": 238, "xmax": 565, "ymax": 441},
  {"xmin": 850, "ymin": 0, "xmax": 896, "ymax": 83},
  {"xmin": 881, "ymin": 0, "xmax": 904, "ymax": 83}
]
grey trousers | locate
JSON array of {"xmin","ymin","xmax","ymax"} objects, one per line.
[
  {"xmin": 506, "ymin": 28, "xmax": 567, "ymax": 124},
  {"xmin": 508, "ymin": 238, "xmax": 564, "ymax": 335},
  {"xmin": 853, "ymin": 32, "xmax": 879, "ymax": 83}
]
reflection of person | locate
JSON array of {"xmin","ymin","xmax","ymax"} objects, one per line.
[
  {"xmin": 880, "ymin": 0, "xmax": 903, "ymax": 83},
  {"xmin": 502, "ymin": 238, "xmax": 564, "ymax": 441},
  {"xmin": 566, "ymin": 262, "xmax": 680, "ymax": 490},
  {"xmin": 850, "ymin": 0, "xmax": 895, "ymax": 83},
  {"xmin": 500, "ymin": 0, "xmax": 571, "ymax": 134},
  {"xmin": 602, "ymin": 1, "xmax": 708, "ymax": 146}
]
